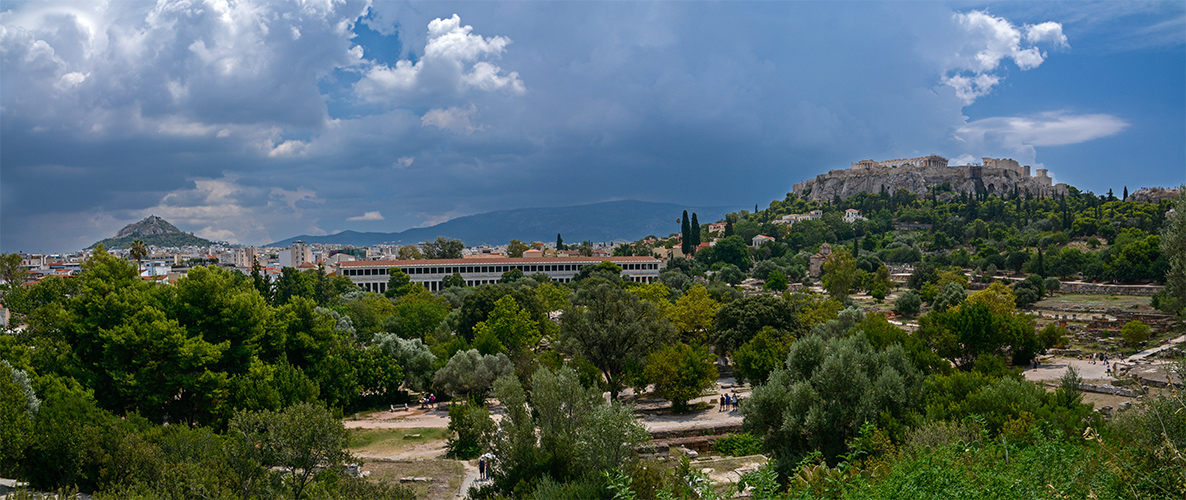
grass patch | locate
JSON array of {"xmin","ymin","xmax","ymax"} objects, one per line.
[
  {"xmin": 363, "ymin": 459, "xmax": 464, "ymax": 500},
  {"xmin": 1034, "ymin": 294, "xmax": 1151, "ymax": 310},
  {"xmin": 350, "ymin": 427, "xmax": 449, "ymax": 457}
]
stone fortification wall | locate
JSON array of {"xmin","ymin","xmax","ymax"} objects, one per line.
[{"xmin": 793, "ymin": 156, "xmax": 1068, "ymax": 202}]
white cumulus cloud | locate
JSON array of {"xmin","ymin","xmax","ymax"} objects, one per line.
[
  {"xmin": 354, "ymin": 14, "xmax": 524, "ymax": 102},
  {"xmin": 347, "ymin": 211, "xmax": 384, "ymax": 221},
  {"xmin": 942, "ymin": 11, "xmax": 1068, "ymax": 104}
]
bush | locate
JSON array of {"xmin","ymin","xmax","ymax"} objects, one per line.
[
  {"xmin": 1120, "ymin": 320, "xmax": 1151, "ymax": 346},
  {"xmin": 713, "ymin": 432, "xmax": 763, "ymax": 457},
  {"xmin": 1044, "ymin": 277, "xmax": 1061, "ymax": 294},
  {"xmin": 895, "ymin": 290, "xmax": 922, "ymax": 316}
]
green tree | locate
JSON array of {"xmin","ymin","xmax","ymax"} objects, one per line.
[
  {"xmin": 446, "ymin": 401, "xmax": 495, "ymax": 459},
  {"xmin": 443, "ymin": 272, "xmax": 466, "ymax": 288},
  {"xmin": 733, "ymin": 326, "xmax": 793, "ymax": 385},
  {"xmin": 507, "ymin": 239, "xmax": 530, "ymax": 258},
  {"xmin": 472, "ymin": 295, "xmax": 540, "ymax": 355},
  {"xmin": 432, "ymin": 349, "xmax": 514, "ymax": 404},
  {"xmin": 643, "ymin": 342, "xmax": 718, "ymax": 412},
  {"xmin": 669, "ymin": 284, "xmax": 721, "ymax": 342},
  {"xmin": 0, "ymin": 361, "xmax": 38, "ymax": 476},
  {"xmin": 1161, "ymin": 188, "xmax": 1186, "ymax": 316},
  {"xmin": 765, "ymin": 270, "xmax": 789, "ymax": 291},
  {"xmin": 560, "ymin": 283, "xmax": 677, "ymax": 400},
  {"xmin": 713, "ymin": 294, "xmax": 803, "ymax": 356},
  {"xmin": 1120, "ymin": 320, "xmax": 1151, "ymax": 346},
  {"xmin": 556, "ymin": 233, "xmax": 565, "ymax": 250},
  {"xmin": 423, "ymin": 236, "xmax": 465, "ymax": 259},
  {"xmin": 931, "ymin": 281, "xmax": 966, "ymax": 312},
  {"xmin": 742, "ymin": 334, "xmax": 923, "ymax": 472},
  {"xmin": 894, "ymin": 289, "xmax": 921, "ymax": 316},
  {"xmin": 691, "ymin": 212, "xmax": 701, "ymax": 248},
  {"xmin": 681, "ymin": 210, "xmax": 692, "ymax": 255},
  {"xmin": 821, "ymin": 246, "xmax": 858, "ymax": 301},
  {"xmin": 372, "ymin": 334, "xmax": 436, "ymax": 392},
  {"xmin": 271, "ymin": 403, "xmax": 353, "ymax": 500},
  {"xmin": 398, "ymin": 245, "xmax": 423, "ymax": 260},
  {"xmin": 0, "ymin": 253, "xmax": 29, "ymax": 289},
  {"xmin": 384, "ymin": 269, "xmax": 414, "ymax": 298}
]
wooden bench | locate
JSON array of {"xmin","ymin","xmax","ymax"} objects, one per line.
[{"xmin": 390, "ymin": 403, "xmax": 409, "ymax": 412}]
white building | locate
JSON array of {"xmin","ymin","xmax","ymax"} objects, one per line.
[
  {"xmin": 278, "ymin": 242, "xmax": 314, "ymax": 268},
  {"xmin": 339, "ymin": 256, "xmax": 662, "ymax": 293},
  {"xmin": 752, "ymin": 235, "xmax": 776, "ymax": 247},
  {"xmin": 843, "ymin": 209, "xmax": 867, "ymax": 223}
]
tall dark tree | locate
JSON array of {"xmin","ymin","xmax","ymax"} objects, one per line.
[
  {"xmin": 690, "ymin": 212, "xmax": 701, "ymax": 249},
  {"xmin": 724, "ymin": 219, "xmax": 735, "ymax": 237},
  {"xmin": 556, "ymin": 233, "xmax": 564, "ymax": 250},
  {"xmin": 1123, "ymin": 186, "xmax": 1128, "ymax": 201},
  {"xmin": 680, "ymin": 210, "xmax": 692, "ymax": 255},
  {"xmin": 250, "ymin": 256, "xmax": 270, "ymax": 299}
]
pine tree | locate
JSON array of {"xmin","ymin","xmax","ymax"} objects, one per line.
[
  {"xmin": 691, "ymin": 213, "xmax": 701, "ymax": 248},
  {"xmin": 681, "ymin": 210, "xmax": 691, "ymax": 255},
  {"xmin": 1107, "ymin": 188, "xmax": 1114, "ymax": 201}
]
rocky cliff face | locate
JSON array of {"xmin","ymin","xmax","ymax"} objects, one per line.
[
  {"xmin": 1128, "ymin": 187, "xmax": 1181, "ymax": 204},
  {"xmin": 115, "ymin": 215, "xmax": 183, "ymax": 238},
  {"xmin": 793, "ymin": 164, "xmax": 1067, "ymax": 202}
]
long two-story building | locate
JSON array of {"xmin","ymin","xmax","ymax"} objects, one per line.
[{"xmin": 338, "ymin": 256, "xmax": 662, "ymax": 293}]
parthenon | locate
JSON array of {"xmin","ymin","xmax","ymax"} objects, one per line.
[{"xmin": 851, "ymin": 155, "xmax": 949, "ymax": 170}]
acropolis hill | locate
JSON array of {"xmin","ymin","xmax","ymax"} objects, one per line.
[{"xmin": 792, "ymin": 155, "xmax": 1069, "ymax": 202}]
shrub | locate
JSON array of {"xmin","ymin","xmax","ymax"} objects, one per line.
[
  {"xmin": 1120, "ymin": 320, "xmax": 1151, "ymax": 346},
  {"xmin": 713, "ymin": 432, "xmax": 763, "ymax": 456},
  {"xmin": 894, "ymin": 290, "xmax": 922, "ymax": 316}
]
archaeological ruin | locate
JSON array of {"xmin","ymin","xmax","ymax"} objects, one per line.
[{"xmin": 792, "ymin": 155, "xmax": 1069, "ymax": 202}]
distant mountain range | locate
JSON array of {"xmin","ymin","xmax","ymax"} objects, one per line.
[
  {"xmin": 267, "ymin": 200, "xmax": 739, "ymax": 248},
  {"xmin": 89, "ymin": 215, "xmax": 219, "ymax": 249}
]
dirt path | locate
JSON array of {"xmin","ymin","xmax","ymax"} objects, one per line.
[{"xmin": 456, "ymin": 460, "xmax": 480, "ymax": 498}]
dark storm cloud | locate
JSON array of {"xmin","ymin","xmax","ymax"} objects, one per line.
[{"xmin": 2, "ymin": 1, "xmax": 1173, "ymax": 252}]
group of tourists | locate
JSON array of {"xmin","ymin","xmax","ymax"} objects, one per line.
[
  {"xmin": 418, "ymin": 394, "xmax": 436, "ymax": 409},
  {"xmin": 718, "ymin": 392, "xmax": 740, "ymax": 412}
]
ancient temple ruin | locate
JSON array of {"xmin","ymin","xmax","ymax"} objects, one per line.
[{"xmin": 792, "ymin": 155, "xmax": 1067, "ymax": 202}]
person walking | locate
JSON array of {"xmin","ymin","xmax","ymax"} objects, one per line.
[
  {"xmin": 719, "ymin": 394, "xmax": 725, "ymax": 412},
  {"xmin": 478, "ymin": 456, "xmax": 487, "ymax": 481}
]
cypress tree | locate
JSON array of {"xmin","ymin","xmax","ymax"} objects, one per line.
[
  {"xmin": 691, "ymin": 213, "xmax": 701, "ymax": 247},
  {"xmin": 681, "ymin": 210, "xmax": 691, "ymax": 255},
  {"xmin": 556, "ymin": 233, "xmax": 564, "ymax": 250},
  {"xmin": 724, "ymin": 220, "xmax": 734, "ymax": 237},
  {"xmin": 1123, "ymin": 186, "xmax": 1128, "ymax": 201}
]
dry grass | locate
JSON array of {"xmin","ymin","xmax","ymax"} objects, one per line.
[
  {"xmin": 349, "ymin": 427, "xmax": 449, "ymax": 457},
  {"xmin": 362, "ymin": 459, "xmax": 464, "ymax": 500},
  {"xmin": 1034, "ymin": 293, "xmax": 1151, "ymax": 310}
]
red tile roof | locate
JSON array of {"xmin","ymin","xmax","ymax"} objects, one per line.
[{"xmin": 339, "ymin": 255, "xmax": 657, "ymax": 267}]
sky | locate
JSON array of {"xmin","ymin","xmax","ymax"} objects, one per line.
[{"xmin": 1, "ymin": 1, "xmax": 1183, "ymax": 253}]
